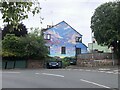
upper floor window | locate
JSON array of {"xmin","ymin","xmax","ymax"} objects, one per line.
[
  {"xmin": 44, "ymin": 34, "xmax": 51, "ymax": 40},
  {"xmin": 61, "ymin": 47, "xmax": 66, "ymax": 54},
  {"xmin": 76, "ymin": 37, "xmax": 82, "ymax": 42}
]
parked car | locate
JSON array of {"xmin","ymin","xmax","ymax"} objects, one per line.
[
  {"xmin": 47, "ymin": 61, "xmax": 59, "ymax": 69},
  {"xmin": 70, "ymin": 59, "xmax": 77, "ymax": 65}
]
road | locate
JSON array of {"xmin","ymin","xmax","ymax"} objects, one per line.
[{"xmin": 2, "ymin": 68, "xmax": 119, "ymax": 89}]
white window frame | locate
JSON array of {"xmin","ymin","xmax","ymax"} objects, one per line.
[{"xmin": 44, "ymin": 34, "xmax": 51, "ymax": 40}]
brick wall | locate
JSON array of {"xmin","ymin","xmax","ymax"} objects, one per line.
[{"xmin": 27, "ymin": 60, "xmax": 44, "ymax": 69}]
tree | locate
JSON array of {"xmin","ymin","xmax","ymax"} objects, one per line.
[
  {"xmin": 21, "ymin": 33, "xmax": 48, "ymax": 59},
  {"xmin": 2, "ymin": 34, "xmax": 25, "ymax": 57},
  {"xmin": 2, "ymin": 23, "xmax": 27, "ymax": 39},
  {"xmin": 2, "ymin": 28, "xmax": 49, "ymax": 59},
  {"xmin": 91, "ymin": 1, "xmax": 120, "ymax": 62},
  {"xmin": 0, "ymin": 1, "xmax": 41, "ymax": 29}
]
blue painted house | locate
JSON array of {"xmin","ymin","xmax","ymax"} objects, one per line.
[{"xmin": 43, "ymin": 21, "xmax": 87, "ymax": 58}]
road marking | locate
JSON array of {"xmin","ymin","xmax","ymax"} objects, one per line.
[
  {"xmin": 35, "ymin": 73, "xmax": 40, "ymax": 74},
  {"xmin": 85, "ymin": 70, "xmax": 91, "ymax": 71},
  {"xmin": 106, "ymin": 71, "xmax": 114, "ymax": 74},
  {"xmin": 79, "ymin": 69, "xmax": 83, "ymax": 71},
  {"xmin": 2, "ymin": 72, "xmax": 21, "ymax": 74},
  {"xmin": 113, "ymin": 70, "xmax": 119, "ymax": 72},
  {"xmin": 113, "ymin": 72, "xmax": 120, "ymax": 74},
  {"xmin": 80, "ymin": 79, "xmax": 111, "ymax": 88},
  {"xmin": 99, "ymin": 68, "xmax": 110, "ymax": 71},
  {"xmin": 42, "ymin": 73, "xmax": 64, "ymax": 77},
  {"xmin": 98, "ymin": 71, "xmax": 105, "ymax": 72}
]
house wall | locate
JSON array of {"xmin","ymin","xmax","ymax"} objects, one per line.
[
  {"xmin": 46, "ymin": 44, "xmax": 87, "ymax": 58},
  {"xmin": 48, "ymin": 45, "xmax": 76, "ymax": 58},
  {"xmin": 88, "ymin": 43, "xmax": 111, "ymax": 53},
  {"xmin": 88, "ymin": 36, "xmax": 111, "ymax": 53},
  {"xmin": 44, "ymin": 21, "xmax": 88, "ymax": 58}
]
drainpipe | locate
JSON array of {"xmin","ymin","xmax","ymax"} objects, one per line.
[{"xmin": 75, "ymin": 45, "xmax": 77, "ymax": 61}]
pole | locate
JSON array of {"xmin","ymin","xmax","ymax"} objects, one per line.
[
  {"xmin": 91, "ymin": 32, "xmax": 94, "ymax": 60},
  {"xmin": 112, "ymin": 51, "xmax": 114, "ymax": 66},
  {"xmin": 111, "ymin": 47, "xmax": 114, "ymax": 66},
  {"xmin": 75, "ymin": 45, "xmax": 77, "ymax": 61}
]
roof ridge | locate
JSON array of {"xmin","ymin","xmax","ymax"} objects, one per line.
[{"xmin": 45, "ymin": 21, "xmax": 82, "ymax": 36}]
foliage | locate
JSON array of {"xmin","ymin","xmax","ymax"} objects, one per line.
[
  {"xmin": 2, "ymin": 28, "xmax": 49, "ymax": 59},
  {"xmin": 29, "ymin": 27, "xmax": 41, "ymax": 36},
  {"xmin": 22, "ymin": 30, "xmax": 49, "ymax": 59},
  {"xmin": 91, "ymin": 1, "xmax": 120, "ymax": 60},
  {"xmin": 2, "ymin": 34, "xmax": 25, "ymax": 57},
  {"xmin": 2, "ymin": 23, "xmax": 28, "ymax": 39},
  {"xmin": 0, "ymin": 1, "xmax": 41, "ymax": 29},
  {"xmin": 61, "ymin": 57, "xmax": 70, "ymax": 68}
]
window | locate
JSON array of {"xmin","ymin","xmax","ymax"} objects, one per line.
[
  {"xmin": 44, "ymin": 34, "xmax": 51, "ymax": 40},
  {"xmin": 61, "ymin": 47, "xmax": 66, "ymax": 54},
  {"xmin": 76, "ymin": 37, "xmax": 82, "ymax": 42},
  {"xmin": 76, "ymin": 48, "xmax": 81, "ymax": 55}
]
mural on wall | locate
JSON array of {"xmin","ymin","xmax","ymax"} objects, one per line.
[{"xmin": 43, "ymin": 21, "xmax": 88, "ymax": 58}]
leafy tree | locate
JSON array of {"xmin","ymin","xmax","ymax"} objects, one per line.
[
  {"xmin": 23, "ymin": 28, "xmax": 48, "ymax": 59},
  {"xmin": 2, "ymin": 34, "xmax": 25, "ymax": 57},
  {"xmin": 2, "ymin": 23, "xmax": 27, "ymax": 39},
  {"xmin": 2, "ymin": 28, "xmax": 48, "ymax": 59},
  {"xmin": 0, "ymin": 1, "xmax": 41, "ymax": 29},
  {"xmin": 91, "ymin": 1, "xmax": 120, "ymax": 62},
  {"xmin": 1, "ymin": 1, "xmax": 48, "ymax": 60}
]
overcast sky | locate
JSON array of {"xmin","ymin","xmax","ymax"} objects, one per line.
[{"xmin": 0, "ymin": 0, "xmax": 115, "ymax": 46}]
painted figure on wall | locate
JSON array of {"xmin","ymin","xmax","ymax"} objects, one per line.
[{"xmin": 42, "ymin": 21, "xmax": 88, "ymax": 58}]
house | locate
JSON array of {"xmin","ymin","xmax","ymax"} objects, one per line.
[
  {"xmin": 42, "ymin": 21, "xmax": 88, "ymax": 58},
  {"xmin": 88, "ymin": 36, "xmax": 112, "ymax": 53}
]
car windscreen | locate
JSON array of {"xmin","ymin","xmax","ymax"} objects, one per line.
[{"xmin": 49, "ymin": 62, "xmax": 57, "ymax": 65}]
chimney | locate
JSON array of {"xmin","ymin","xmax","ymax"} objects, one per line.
[{"xmin": 47, "ymin": 25, "xmax": 53, "ymax": 28}]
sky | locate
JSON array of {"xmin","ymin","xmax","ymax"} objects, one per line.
[{"xmin": 0, "ymin": 0, "xmax": 115, "ymax": 46}]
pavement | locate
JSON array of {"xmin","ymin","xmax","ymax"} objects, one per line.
[
  {"xmin": 2, "ymin": 67, "xmax": 119, "ymax": 89},
  {"xmin": 66, "ymin": 65, "xmax": 120, "ymax": 70}
]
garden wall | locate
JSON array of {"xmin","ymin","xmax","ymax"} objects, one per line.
[
  {"xmin": 27, "ymin": 60, "xmax": 44, "ymax": 69},
  {"xmin": 2, "ymin": 59, "xmax": 45, "ymax": 69},
  {"xmin": 77, "ymin": 53, "xmax": 118, "ymax": 67}
]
